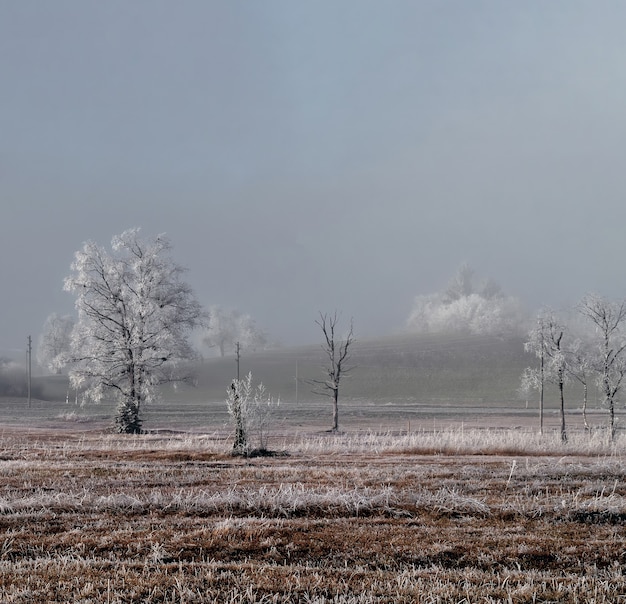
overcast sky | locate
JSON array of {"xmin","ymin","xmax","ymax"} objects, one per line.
[{"xmin": 2, "ymin": 1, "xmax": 626, "ymax": 354}]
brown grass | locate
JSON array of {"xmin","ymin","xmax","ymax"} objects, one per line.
[{"xmin": 0, "ymin": 429, "xmax": 624, "ymax": 602}]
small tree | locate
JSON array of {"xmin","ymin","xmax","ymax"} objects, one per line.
[
  {"xmin": 578, "ymin": 294, "xmax": 626, "ymax": 440},
  {"xmin": 37, "ymin": 313, "xmax": 75, "ymax": 375},
  {"xmin": 226, "ymin": 372, "xmax": 278, "ymax": 456},
  {"xmin": 311, "ymin": 312, "xmax": 354, "ymax": 432},
  {"xmin": 37, "ymin": 313, "xmax": 82, "ymax": 403},
  {"xmin": 63, "ymin": 229, "xmax": 205, "ymax": 433},
  {"xmin": 524, "ymin": 310, "xmax": 569, "ymax": 441},
  {"xmin": 519, "ymin": 366, "xmax": 542, "ymax": 410},
  {"xmin": 545, "ymin": 316, "xmax": 568, "ymax": 443}
]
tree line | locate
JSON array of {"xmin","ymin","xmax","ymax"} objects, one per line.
[
  {"xmin": 38, "ymin": 231, "xmax": 626, "ymax": 444},
  {"xmin": 37, "ymin": 228, "xmax": 354, "ymax": 442},
  {"xmin": 406, "ymin": 263, "xmax": 526, "ymax": 337},
  {"xmin": 521, "ymin": 296, "xmax": 626, "ymax": 442}
]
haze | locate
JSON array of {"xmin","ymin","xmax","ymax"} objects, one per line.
[{"xmin": 2, "ymin": 2, "xmax": 626, "ymax": 355}]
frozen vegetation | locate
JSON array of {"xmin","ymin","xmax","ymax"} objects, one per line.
[{"xmin": 0, "ymin": 429, "xmax": 624, "ymax": 602}]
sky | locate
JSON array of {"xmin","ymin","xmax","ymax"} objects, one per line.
[{"xmin": 2, "ymin": 1, "xmax": 626, "ymax": 356}]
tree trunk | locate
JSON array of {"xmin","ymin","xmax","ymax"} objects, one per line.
[
  {"xmin": 559, "ymin": 377, "xmax": 567, "ymax": 443},
  {"xmin": 582, "ymin": 383, "xmax": 589, "ymax": 431},
  {"xmin": 332, "ymin": 388, "xmax": 339, "ymax": 432},
  {"xmin": 232, "ymin": 389, "xmax": 247, "ymax": 455},
  {"xmin": 539, "ymin": 352, "xmax": 543, "ymax": 434}
]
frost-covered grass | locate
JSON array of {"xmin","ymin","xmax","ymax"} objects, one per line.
[
  {"xmin": 291, "ymin": 425, "xmax": 626, "ymax": 456},
  {"xmin": 1, "ymin": 422, "xmax": 622, "ymax": 460},
  {"xmin": 0, "ymin": 428, "xmax": 625, "ymax": 601}
]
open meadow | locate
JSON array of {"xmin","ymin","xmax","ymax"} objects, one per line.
[{"xmin": 0, "ymin": 333, "xmax": 624, "ymax": 602}]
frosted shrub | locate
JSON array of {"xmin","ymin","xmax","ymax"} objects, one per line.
[{"xmin": 227, "ymin": 372, "xmax": 279, "ymax": 456}]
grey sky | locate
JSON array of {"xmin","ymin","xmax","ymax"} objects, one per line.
[{"xmin": 2, "ymin": 1, "xmax": 626, "ymax": 354}]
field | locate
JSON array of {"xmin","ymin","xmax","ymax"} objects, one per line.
[
  {"xmin": 1, "ymin": 333, "xmax": 624, "ymax": 602},
  {"xmin": 0, "ymin": 428, "xmax": 625, "ymax": 602}
]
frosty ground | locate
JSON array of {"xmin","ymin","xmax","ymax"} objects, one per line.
[{"xmin": 0, "ymin": 425, "xmax": 624, "ymax": 603}]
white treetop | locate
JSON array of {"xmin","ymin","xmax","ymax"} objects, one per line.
[
  {"xmin": 407, "ymin": 264, "xmax": 526, "ymax": 336},
  {"xmin": 63, "ymin": 228, "xmax": 205, "ymax": 433}
]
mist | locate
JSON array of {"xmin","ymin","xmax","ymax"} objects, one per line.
[{"xmin": 3, "ymin": 2, "xmax": 626, "ymax": 357}]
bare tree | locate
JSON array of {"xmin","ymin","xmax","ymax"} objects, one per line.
[
  {"xmin": 578, "ymin": 294, "xmax": 626, "ymax": 440},
  {"xmin": 311, "ymin": 312, "xmax": 354, "ymax": 432}
]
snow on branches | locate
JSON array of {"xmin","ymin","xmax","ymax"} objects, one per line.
[{"xmin": 63, "ymin": 228, "xmax": 205, "ymax": 433}]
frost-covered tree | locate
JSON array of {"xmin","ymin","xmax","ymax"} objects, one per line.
[
  {"xmin": 203, "ymin": 305, "xmax": 267, "ymax": 357},
  {"xmin": 407, "ymin": 265, "xmax": 525, "ymax": 336},
  {"xmin": 310, "ymin": 312, "xmax": 354, "ymax": 432},
  {"xmin": 578, "ymin": 294, "xmax": 626, "ymax": 440},
  {"xmin": 523, "ymin": 309, "xmax": 569, "ymax": 440},
  {"xmin": 545, "ymin": 315, "xmax": 568, "ymax": 443},
  {"xmin": 63, "ymin": 228, "xmax": 205, "ymax": 433},
  {"xmin": 226, "ymin": 371, "xmax": 278, "ymax": 456},
  {"xmin": 522, "ymin": 309, "xmax": 569, "ymax": 442},
  {"xmin": 519, "ymin": 366, "xmax": 542, "ymax": 409},
  {"xmin": 36, "ymin": 313, "xmax": 75, "ymax": 375}
]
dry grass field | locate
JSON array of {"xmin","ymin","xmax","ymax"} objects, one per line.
[
  {"xmin": 1, "ymin": 333, "xmax": 623, "ymax": 601},
  {"xmin": 0, "ymin": 426, "xmax": 625, "ymax": 603}
]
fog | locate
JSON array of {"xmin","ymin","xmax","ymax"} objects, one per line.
[{"xmin": 3, "ymin": 2, "xmax": 626, "ymax": 356}]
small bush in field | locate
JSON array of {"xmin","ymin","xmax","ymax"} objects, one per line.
[{"xmin": 227, "ymin": 372, "xmax": 279, "ymax": 456}]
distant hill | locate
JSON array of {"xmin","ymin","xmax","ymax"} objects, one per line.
[{"xmin": 188, "ymin": 332, "xmax": 544, "ymax": 406}]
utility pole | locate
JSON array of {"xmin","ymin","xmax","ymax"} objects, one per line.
[
  {"xmin": 27, "ymin": 335, "xmax": 32, "ymax": 409},
  {"xmin": 539, "ymin": 319, "xmax": 544, "ymax": 436},
  {"xmin": 235, "ymin": 341, "xmax": 240, "ymax": 381}
]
